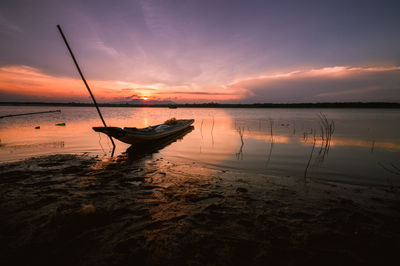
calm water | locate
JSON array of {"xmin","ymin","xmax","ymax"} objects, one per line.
[{"xmin": 0, "ymin": 106, "xmax": 399, "ymax": 186}]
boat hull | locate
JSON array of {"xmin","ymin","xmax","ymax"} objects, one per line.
[{"xmin": 93, "ymin": 119, "xmax": 194, "ymax": 145}]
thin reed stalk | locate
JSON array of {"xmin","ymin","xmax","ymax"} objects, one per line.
[
  {"xmin": 236, "ymin": 126, "xmax": 245, "ymax": 160},
  {"xmin": 304, "ymin": 132, "xmax": 317, "ymax": 179}
]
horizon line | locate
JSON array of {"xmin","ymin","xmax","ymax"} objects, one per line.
[{"xmin": 1, "ymin": 101, "xmax": 400, "ymax": 108}]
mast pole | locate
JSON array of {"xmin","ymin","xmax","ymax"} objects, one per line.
[{"xmin": 57, "ymin": 24, "xmax": 116, "ymax": 156}]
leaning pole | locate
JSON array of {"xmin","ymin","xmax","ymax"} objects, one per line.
[{"xmin": 56, "ymin": 24, "xmax": 116, "ymax": 156}]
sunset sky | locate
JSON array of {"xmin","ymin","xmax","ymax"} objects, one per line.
[{"xmin": 1, "ymin": 0, "xmax": 399, "ymax": 103}]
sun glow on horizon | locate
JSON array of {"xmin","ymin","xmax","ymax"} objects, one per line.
[
  {"xmin": 0, "ymin": 65, "xmax": 243, "ymax": 103},
  {"xmin": 1, "ymin": 64, "xmax": 399, "ymax": 103}
]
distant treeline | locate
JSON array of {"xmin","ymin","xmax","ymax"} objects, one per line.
[{"xmin": 1, "ymin": 102, "xmax": 400, "ymax": 108}]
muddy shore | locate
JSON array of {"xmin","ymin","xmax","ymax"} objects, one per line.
[{"xmin": 1, "ymin": 153, "xmax": 400, "ymax": 266}]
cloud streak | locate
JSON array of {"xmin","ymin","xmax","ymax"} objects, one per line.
[
  {"xmin": 0, "ymin": 65, "xmax": 147, "ymax": 102},
  {"xmin": 1, "ymin": 64, "xmax": 399, "ymax": 103},
  {"xmin": 228, "ymin": 66, "xmax": 400, "ymax": 103},
  {"xmin": 0, "ymin": 65, "xmax": 242, "ymax": 103}
]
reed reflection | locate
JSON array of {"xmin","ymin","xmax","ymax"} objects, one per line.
[
  {"xmin": 265, "ymin": 119, "xmax": 274, "ymax": 168},
  {"xmin": 235, "ymin": 126, "xmax": 244, "ymax": 160}
]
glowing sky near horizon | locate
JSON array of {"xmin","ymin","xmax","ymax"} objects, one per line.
[{"xmin": 0, "ymin": 0, "xmax": 399, "ymax": 103}]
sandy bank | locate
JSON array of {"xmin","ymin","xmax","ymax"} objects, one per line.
[{"xmin": 1, "ymin": 153, "xmax": 399, "ymax": 265}]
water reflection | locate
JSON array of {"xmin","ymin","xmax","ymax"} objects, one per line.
[
  {"xmin": 379, "ymin": 162, "xmax": 400, "ymax": 176},
  {"xmin": 330, "ymin": 138, "xmax": 400, "ymax": 151},
  {"xmin": 123, "ymin": 126, "xmax": 194, "ymax": 162},
  {"xmin": 0, "ymin": 141, "xmax": 65, "ymax": 150},
  {"xmin": 159, "ymin": 110, "xmax": 400, "ymax": 186},
  {"xmin": 1, "ymin": 106, "xmax": 400, "ymax": 186}
]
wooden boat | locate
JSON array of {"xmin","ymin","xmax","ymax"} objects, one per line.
[{"xmin": 93, "ymin": 118, "xmax": 194, "ymax": 145}]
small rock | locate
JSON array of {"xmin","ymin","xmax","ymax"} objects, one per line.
[
  {"xmin": 80, "ymin": 204, "xmax": 96, "ymax": 215},
  {"xmin": 236, "ymin": 187, "xmax": 248, "ymax": 193}
]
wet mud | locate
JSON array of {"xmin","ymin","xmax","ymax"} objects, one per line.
[{"xmin": 1, "ymin": 152, "xmax": 400, "ymax": 265}]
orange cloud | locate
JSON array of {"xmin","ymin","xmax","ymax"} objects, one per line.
[
  {"xmin": 0, "ymin": 65, "xmax": 242, "ymax": 102},
  {"xmin": 3, "ymin": 64, "xmax": 397, "ymax": 103},
  {"xmin": 228, "ymin": 65, "xmax": 400, "ymax": 103},
  {"xmin": 230, "ymin": 66, "xmax": 400, "ymax": 85},
  {"xmin": 0, "ymin": 65, "xmax": 85, "ymax": 99}
]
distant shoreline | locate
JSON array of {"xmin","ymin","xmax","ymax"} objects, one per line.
[{"xmin": 1, "ymin": 101, "xmax": 400, "ymax": 108}]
